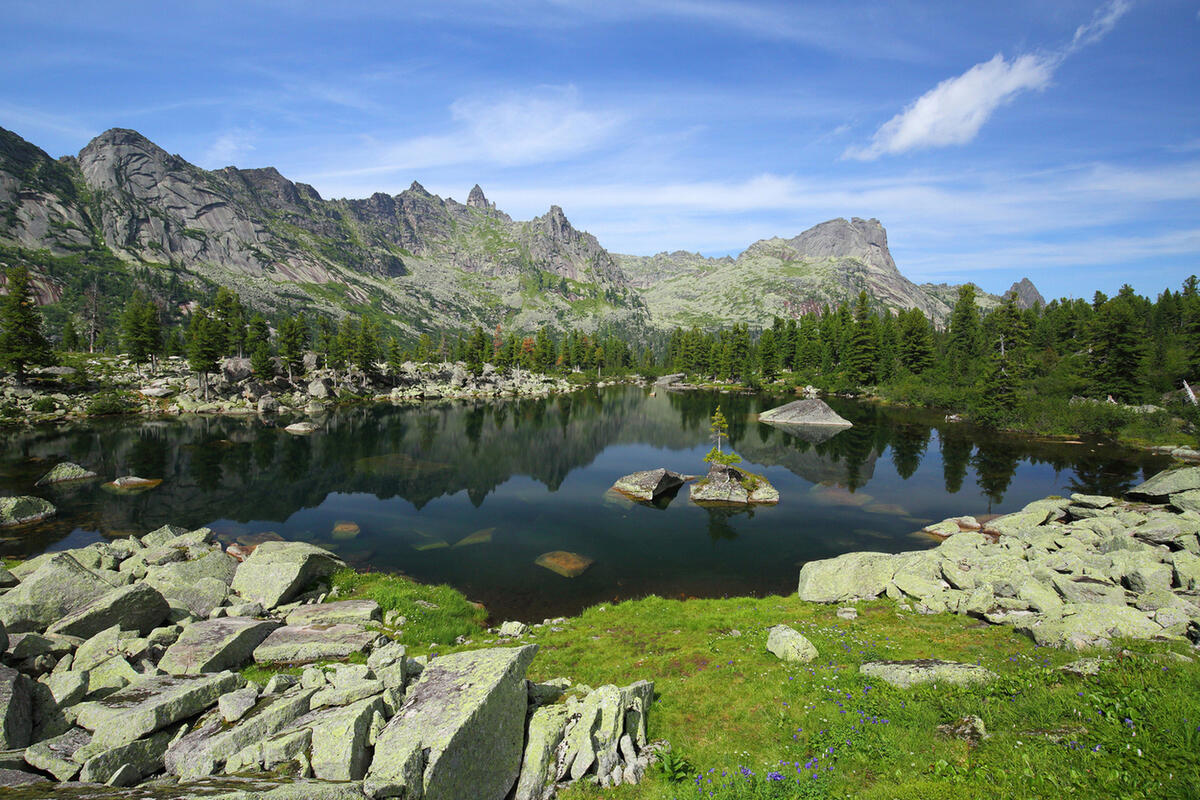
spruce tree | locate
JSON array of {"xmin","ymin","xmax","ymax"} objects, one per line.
[
  {"xmin": 186, "ymin": 310, "xmax": 223, "ymax": 400},
  {"xmin": 843, "ymin": 291, "xmax": 878, "ymax": 385},
  {"xmin": 1088, "ymin": 296, "xmax": 1146, "ymax": 402},
  {"xmin": 758, "ymin": 329, "xmax": 778, "ymax": 381},
  {"xmin": 61, "ymin": 319, "xmax": 80, "ymax": 352},
  {"xmin": 897, "ymin": 308, "xmax": 935, "ymax": 374},
  {"xmin": 278, "ymin": 314, "xmax": 308, "ymax": 382},
  {"xmin": 947, "ymin": 284, "xmax": 981, "ymax": 382},
  {"xmin": 0, "ymin": 266, "xmax": 53, "ymax": 379}
]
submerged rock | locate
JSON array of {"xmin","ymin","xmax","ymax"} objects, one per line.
[
  {"xmin": 611, "ymin": 469, "xmax": 685, "ymax": 502},
  {"xmin": 284, "ymin": 422, "xmax": 319, "ymax": 435},
  {"xmin": 0, "ymin": 496, "xmax": 56, "ymax": 528},
  {"xmin": 101, "ymin": 476, "xmax": 162, "ymax": 494},
  {"xmin": 535, "ymin": 551, "xmax": 595, "ymax": 578}
]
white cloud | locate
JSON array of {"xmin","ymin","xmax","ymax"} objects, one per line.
[
  {"xmin": 846, "ymin": 0, "xmax": 1133, "ymax": 160},
  {"xmin": 313, "ymin": 85, "xmax": 623, "ymax": 184},
  {"xmin": 202, "ymin": 130, "xmax": 257, "ymax": 168}
]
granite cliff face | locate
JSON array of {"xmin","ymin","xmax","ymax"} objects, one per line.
[{"xmin": 0, "ymin": 126, "xmax": 647, "ymax": 338}]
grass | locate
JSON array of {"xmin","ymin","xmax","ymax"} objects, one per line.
[
  {"xmin": 328, "ymin": 568, "xmax": 488, "ymax": 647},
  {"xmin": 379, "ymin": 587, "xmax": 1200, "ymax": 800}
]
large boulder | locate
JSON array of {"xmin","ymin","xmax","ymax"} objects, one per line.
[
  {"xmin": 365, "ymin": 645, "xmax": 538, "ymax": 800},
  {"xmin": 158, "ymin": 617, "xmax": 281, "ymax": 675},
  {"xmin": 611, "ymin": 469, "xmax": 685, "ymax": 502},
  {"xmin": 1021, "ymin": 604, "xmax": 1163, "ymax": 650},
  {"xmin": 46, "ymin": 582, "xmax": 169, "ymax": 639},
  {"xmin": 758, "ymin": 399, "xmax": 852, "ymax": 427},
  {"xmin": 285, "ymin": 599, "xmax": 381, "ymax": 627},
  {"xmin": 1129, "ymin": 467, "xmax": 1200, "ymax": 501},
  {"xmin": 0, "ymin": 553, "xmax": 113, "ymax": 632},
  {"xmin": 689, "ymin": 463, "xmax": 778, "ymax": 505},
  {"xmin": 252, "ymin": 623, "xmax": 375, "ymax": 664},
  {"xmin": 75, "ymin": 672, "xmax": 244, "ymax": 748},
  {"xmin": 859, "ymin": 660, "xmax": 997, "ymax": 689},
  {"xmin": 513, "ymin": 704, "xmax": 570, "ymax": 800},
  {"xmin": 231, "ymin": 542, "xmax": 345, "ymax": 610},
  {"xmin": 305, "ymin": 695, "xmax": 385, "ymax": 780},
  {"xmin": 797, "ymin": 551, "xmax": 896, "ymax": 602},
  {"xmin": 0, "ymin": 496, "xmax": 56, "ymax": 528}
]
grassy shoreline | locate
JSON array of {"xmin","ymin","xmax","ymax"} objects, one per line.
[{"xmin": 324, "ymin": 565, "xmax": 1200, "ymax": 800}]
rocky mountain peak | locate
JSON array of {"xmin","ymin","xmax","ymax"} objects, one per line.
[
  {"xmin": 786, "ymin": 217, "xmax": 898, "ymax": 276},
  {"xmin": 1008, "ymin": 277, "xmax": 1046, "ymax": 309},
  {"xmin": 466, "ymin": 184, "xmax": 490, "ymax": 209}
]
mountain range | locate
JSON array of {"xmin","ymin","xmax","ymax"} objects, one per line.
[{"xmin": 0, "ymin": 125, "xmax": 1042, "ymax": 339}]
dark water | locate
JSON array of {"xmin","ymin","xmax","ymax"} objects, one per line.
[{"xmin": 0, "ymin": 388, "xmax": 1170, "ymax": 621}]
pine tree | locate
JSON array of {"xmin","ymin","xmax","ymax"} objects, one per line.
[
  {"xmin": 0, "ymin": 266, "xmax": 53, "ymax": 379},
  {"xmin": 1088, "ymin": 296, "xmax": 1146, "ymax": 402},
  {"xmin": 246, "ymin": 314, "xmax": 270, "ymax": 348},
  {"xmin": 61, "ymin": 319, "xmax": 80, "ymax": 352},
  {"xmin": 758, "ymin": 329, "xmax": 779, "ymax": 381},
  {"xmin": 278, "ymin": 314, "xmax": 309, "ymax": 382},
  {"xmin": 186, "ymin": 309, "xmax": 223, "ymax": 400},
  {"xmin": 703, "ymin": 405, "xmax": 741, "ymax": 466},
  {"xmin": 897, "ymin": 308, "xmax": 934, "ymax": 374},
  {"xmin": 250, "ymin": 342, "xmax": 274, "ymax": 378},
  {"xmin": 121, "ymin": 292, "xmax": 159, "ymax": 370}
]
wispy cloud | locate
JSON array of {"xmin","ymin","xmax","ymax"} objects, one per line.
[
  {"xmin": 314, "ymin": 85, "xmax": 624, "ymax": 185},
  {"xmin": 201, "ymin": 129, "xmax": 257, "ymax": 168},
  {"xmin": 846, "ymin": 0, "xmax": 1134, "ymax": 160}
]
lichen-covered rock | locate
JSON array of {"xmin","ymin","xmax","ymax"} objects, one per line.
[
  {"xmin": 0, "ymin": 496, "xmax": 56, "ymax": 528},
  {"xmin": 1130, "ymin": 467, "xmax": 1200, "ymax": 500},
  {"xmin": 0, "ymin": 553, "xmax": 113, "ymax": 633},
  {"xmin": 159, "ymin": 617, "xmax": 280, "ymax": 675},
  {"xmin": 514, "ymin": 704, "xmax": 570, "ymax": 800},
  {"xmin": 231, "ymin": 542, "xmax": 344, "ymax": 610},
  {"xmin": 34, "ymin": 462, "xmax": 98, "ymax": 487},
  {"xmin": 252, "ymin": 623, "xmax": 375, "ymax": 664},
  {"xmin": 859, "ymin": 659, "xmax": 997, "ymax": 689},
  {"xmin": 758, "ymin": 399, "xmax": 852, "ymax": 427},
  {"xmin": 285, "ymin": 599, "xmax": 380, "ymax": 627},
  {"xmin": 164, "ymin": 689, "xmax": 315, "ymax": 779},
  {"xmin": 307, "ymin": 695, "xmax": 385, "ymax": 780},
  {"xmin": 75, "ymin": 672, "xmax": 244, "ymax": 748},
  {"xmin": 22, "ymin": 725, "xmax": 90, "ymax": 781},
  {"xmin": 689, "ymin": 464, "xmax": 778, "ymax": 506},
  {"xmin": 0, "ymin": 666, "xmax": 32, "ymax": 750},
  {"xmin": 1020, "ymin": 603, "xmax": 1163, "ymax": 650},
  {"xmin": 765, "ymin": 625, "xmax": 818, "ymax": 663},
  {"xmin": 365, "ymin": 645, "xmax": 537, "ymax": 800},
  {"xmin": 75, "ymin": 725, "xmax": 177, "ymax": 784},
  {"xmin": 611, "ymin": 469, "xmax": 685, "ymax": 502},
  {"xmin": 45, "ymin": 582, "xmax": 169, "ymax": 639},
  {"xmin": 798, "ymin": 551, "xmax": 896, "ymax": 602}
]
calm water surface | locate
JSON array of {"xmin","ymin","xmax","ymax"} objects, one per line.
[{"xmin": 0, "ymin": 388, "xmax": 1170, "ymax": 620}]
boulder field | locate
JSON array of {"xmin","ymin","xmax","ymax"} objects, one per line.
[
  {"xmin": 0, "ymin": 530, "xmax": 657, "ymax": 797},
  {"xmin": 797, "ymin": 466, "xmax": 1200, "ymax": 650}
]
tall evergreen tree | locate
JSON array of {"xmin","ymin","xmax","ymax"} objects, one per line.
[
  {"xmin": 0, "ymin": 266, "xmax": 53, "ymax": 379},
  {"xmin": 1088, "ymin": 295, "xmax": 1146, "ymax": 402},
  {"xmin": 278, "ymin": 314, "xmax": 309, "ymax": 381},
  {"xmin": 947, "ymin": 284, "xmax": 981, "ymax": 382},
  {"xmin": 843, "ymin": 291, "xmax": 879, "ymax": 385},
  {"xmin": 897, "ymin": 308, "xmax": 935, "ymax": 374},
  {"xmin": 186, "ymin": 309, "xmax": 223, "ymax": 400}
]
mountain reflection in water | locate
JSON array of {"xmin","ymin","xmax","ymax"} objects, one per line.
[{"xmin": 0, "ymin": 387, "xmax": 1168, "ymax": 620}]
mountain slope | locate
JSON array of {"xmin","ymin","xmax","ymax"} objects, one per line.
[{"xmin": 0, "ymin": 126, "xmax": 647, "ymax": 339}]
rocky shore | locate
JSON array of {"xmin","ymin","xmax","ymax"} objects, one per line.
[
  {"xmin": 797, "ymin": 465, "xmax": 1200, "ymax": 651},
  {"xmin": 0, "ymin": 355, "xmax": 578, "ymax": 426},
  {"xmin": 0, "ymin": 530, "xmax": 657, "ymax": 797}
]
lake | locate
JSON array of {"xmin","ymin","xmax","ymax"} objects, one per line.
[{"xmin": 0, "ymin": 387, "xmax": 1170, "ymax": 621}]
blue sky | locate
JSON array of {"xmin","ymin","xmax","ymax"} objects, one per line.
[{"xmin": 2, "ymin": 0, "xmax": 1197, "ymax": 299}]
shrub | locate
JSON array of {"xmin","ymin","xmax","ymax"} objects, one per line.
[
  {"xmin": 31, "ymin": 396, "xmax": 56, "ymax": 413},
  {"xmin": 85, "ymin": 391, "xmax": 134, "ymax": 416}
]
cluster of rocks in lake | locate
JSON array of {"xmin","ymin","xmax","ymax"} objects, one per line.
[
  {"xmin": 611, "ymin": 466, "xmax": 779, "ymax": 507},
  {"xmin": 1, "ymin": 355, "xmax": 573, "ymax": 425},
  {"xmin": 797, "ymin": 465, "xmax": 1200, "ymax": 651},
  {"xmin": 0, "ymin": 526, "xmax": 657, "ymax": 797}
]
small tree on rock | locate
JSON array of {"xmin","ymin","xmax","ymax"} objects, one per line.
[{"xmin": 703, "ymin": 405, "xmax": 742, "ymax": 466}]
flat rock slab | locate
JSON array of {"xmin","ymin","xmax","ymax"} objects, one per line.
[
  {"xmin": 46, "ymin": 582, "xmax": 169, "ymax": 639},
  {"xmin": 101, "ymin": 476, "xmax": 162, "ymax": 494},
  {"xmin": 75, "ymin": 671, "xmax": 244, "ymax": 748},
  {"xmin": 285, "ymin": 600, "xmax": 381, "ymax": 627},
  {"xmin": 34, "ymin": 462, "xmax": 99, "ymax": 486},
  {"xmin": 365, "ymin": 645, "xmax": 538, "ymax": 800},
  {"xmin": 758, "ymin": 399, "xmax": 852, "ymax": 427},
  {"xmin": 159, "ymin": 617, "xmax": 281, "ymax": 675},
  {"xmin": 232, "ymin": 541, "xmax": 345, "ymax": 610},
  {"xmin": 611, "ymin": 469, "xmax": 685, "ymax": 502},
  {"xmin": 0, "ymin": 496, "xmax": 56, "ymax": 528},
  {"xmin": 284, "ymin": 422, "xmax": 319, "ymax": 435},
  {"xmin": 253, "ymin": 624, "xmax": 375, "ymax": 664},
  {"xmin": 859, "ymin": 659, "xmax": 997, "ymax": 689},
  {"xmin": 798, "ymin": 551, "xmax": 896, "ymax": 603}
]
